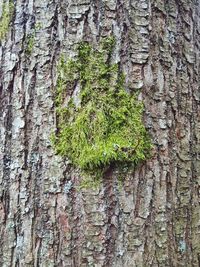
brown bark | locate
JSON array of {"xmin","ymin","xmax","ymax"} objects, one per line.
[{"xmin": 0, "ymin": 0, "xmax": 199, "ymax": 266}]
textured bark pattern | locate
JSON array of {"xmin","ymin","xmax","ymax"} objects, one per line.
[{"xmin": 0, "ymin": 0, "xmax": 199, "ymax": 266}]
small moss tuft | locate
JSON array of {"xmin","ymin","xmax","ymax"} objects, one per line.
[
  {"xmin": 0, "ymin": 2, "xmax": 14, "ymax": 41},
  {"xmin": 52, "ymin": 37, "xmax": 152, "ymax": 177},
  {"xmin": 25, "ymin": 33, "xmax": 35, "ymax": 55}
]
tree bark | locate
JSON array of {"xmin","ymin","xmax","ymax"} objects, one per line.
[{"xmin": 0, "ymin": 0, "xmax": 199, "ymax": 266}]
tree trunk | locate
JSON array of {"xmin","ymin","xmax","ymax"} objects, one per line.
[{"xmin": 0, "ymin": 0, "xmax": 199, "ymax": 266}]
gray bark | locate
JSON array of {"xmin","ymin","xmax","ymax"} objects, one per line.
[{"xmin": 0, "ymin": 0, "xmax": 200, "ymax": 266}]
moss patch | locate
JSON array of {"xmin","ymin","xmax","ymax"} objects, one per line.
[
  {"xmin": 52, "ymin": 37, "xmax": 152, "ymax": 177},
  {"xmin": 25, "ymin": 22, "xmax": 42, "ymax": 55},
  {"xmin": 25, "ymin": 33, "xmax": 35, "ymax": 55},
  {"xmin": 0, "ymin": 2, "xmax": 14, "ymax": 41}
]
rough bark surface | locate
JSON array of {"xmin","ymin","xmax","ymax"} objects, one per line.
[{"xmin": 0, "ymin": 0, "xmax": 200, "ymax": 266}]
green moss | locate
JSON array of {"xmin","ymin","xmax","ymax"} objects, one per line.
[
  {"xmin": 25, "ymin": 33, "xmax": 35, "ymax": 55},
  {"xmin": 25, "ymin": 22, "xmax": 42, "ymax": 55},
  {"xmin": 35, "ymin": 22, "xmax": 42, "ymax": 31},
  {"xmin": 52, "ymin": 37, "xmax": 152, "ymax": 178},
  {"xmin": 0, "ymin": 2, "xmax": 14, "ymax": 41}
]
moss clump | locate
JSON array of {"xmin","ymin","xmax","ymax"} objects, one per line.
[
  {"xmin": 25, "ymin": 22, "xmax": 42, "ymax": 55},
  {"xmin": 0, "ymin": 2, "xmax": 14, "ymax": 41},
  {"xmin": 52, "ymin": 37, "xmax": 152, "ymax": 177},
  {"xmin": 25, "ymin": 33, "xmax": 35, "ymax": 55}
]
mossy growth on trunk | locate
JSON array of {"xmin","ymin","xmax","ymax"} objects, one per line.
[
  {"xmin": 51, "ymin": 37, "xmax": 152, "ymax": 178},
  {"xmin": 0, "ymin": 2, "xmax": 14, "ymax": 41}
]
